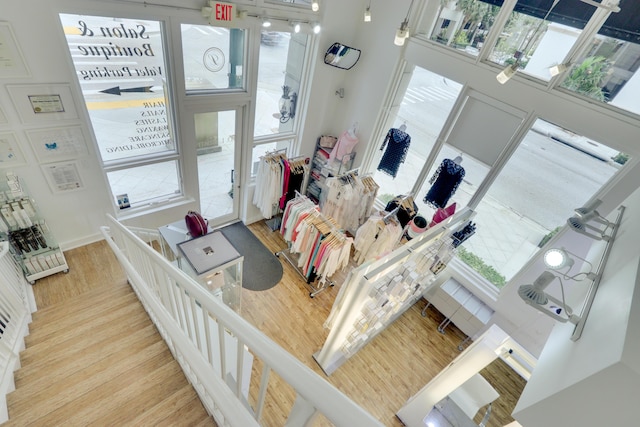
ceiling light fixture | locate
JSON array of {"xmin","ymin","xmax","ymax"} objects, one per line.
[
  {"xmin": 262, "ymin": 17, "xmax": 272, "ymax": 28},
  {"xmin": 312, "ymin": 22, "xmax": 321, "ymax": 34},
  {"xmin": 312, "ymin": 0, "xmax": 319, "ymax": 12},
  {"xmin": 394, "ymin": 0, "xmax": 414, "ymax": 46},
  {"xmin": 549, "ymin": 63, "xmax": 569, "ymax": 76},
  {"xmin": 544, "ymin": 247, "xmax": 598, "ymax": 281},
  {"xmin": 364, "ymin": 1, "xmax": 372, "ymax": 22},
  {"xmin": 291, "ymin": 21, "xmax": 301, "ymax": 33},
  {"xmin": 497, "ymin": 0, "xmax": 561, "ymax": 84},
  {"xmin": 496, "ymin": 63, "xmax": 519, "ymax": 84},
  {"xmin": 518, "ymin": 271, "xmax": 579, "ymax": 323}
]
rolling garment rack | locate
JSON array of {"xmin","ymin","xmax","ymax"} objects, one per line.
[{"xmin": 276, "ymin": 192, "xmax": 351, "ymax": 297}]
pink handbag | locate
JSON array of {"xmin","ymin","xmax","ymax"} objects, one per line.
[{"xmin": 185, "ymin": 211, "xmax": 208, "ymax": 237}]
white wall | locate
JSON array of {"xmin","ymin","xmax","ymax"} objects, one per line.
[{"xmin": 513, "ymin": 186, "xmax": 640, "ymax": 426}]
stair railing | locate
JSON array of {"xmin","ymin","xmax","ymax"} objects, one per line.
[
  {"xmin": 0, "ymin": 242, "xmax": 34, "ymax": 423},
  {"xmin": 100, "ymin": 214, "xmax": 382, "ymax": 427}
]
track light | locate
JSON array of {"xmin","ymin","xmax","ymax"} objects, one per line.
[
  {"xmin": 518, "ymin": 271, "xmax": 580, "ymax": 324},
  {"xmin": 262, "ymin": 18, "xmax": 271, "ymax": 28},
  {"xmin": 497, "ymin": 63, "xmax": 518, "ymax": 84},
  {"xmin": 291, "ymin": 21, "xmax": 301, "ymax": 33},
  {"xmin": 312, "ymin": 0, "xmax": 319, "ymax": 12},
  {"xmin": 545, "ymin": 247, "xmax": 598, "ymax": 281},
  {"xmin": 312, "ymin": 22, "xmax": 321, "ymax": 34}
]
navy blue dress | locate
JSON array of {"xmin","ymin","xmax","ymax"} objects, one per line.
[
  {"xmin": 423, "ymin": 158, "xmax": 465, "ymax": 209},
  {"xmin": 377, "ymin": 128, "xmax": 411, "ymax": 178}
]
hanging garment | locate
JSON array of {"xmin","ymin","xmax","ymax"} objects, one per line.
[
  {"xmin": 377, "ymin": 128, "xmax": 411, "ymax": 178},
  {"xmin": 329, "ymin": 130, "xmax": 359, "ymax": 164},
  {"xmin": 423, "ymin": 158, "xmax": 465, "ymax": 209}
]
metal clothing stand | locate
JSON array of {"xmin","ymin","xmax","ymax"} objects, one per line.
[{"xmin": 275, "ymin": 193, "xmax": 341, "ymax": 297}]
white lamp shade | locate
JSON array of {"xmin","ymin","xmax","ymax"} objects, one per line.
[
  {"xmin": 394, "ymin": 29, "xmax": 408, "ymax": 46},
  {"xmin": 496, "ymin": 64, "xmax": 518, "ymax": 84}
]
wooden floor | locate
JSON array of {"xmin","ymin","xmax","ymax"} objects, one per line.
[
  {"xmin": 6, "ymin": 240, "xmax": 216, "ymax": 427},
  {"xmin": 9, "ymin": 223, "xmax": 526, "ymax": 427},
  {"xmin": 241, "ymin": 222, "xmax": 527, "ymax": 427}
]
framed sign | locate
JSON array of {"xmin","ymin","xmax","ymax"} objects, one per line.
[
  {"xmin": 0, "ymin": 132, "xmax": 26, "ymax": 167},
  {"xmin": 41, "ymin": 161, "xmax": 85, "ymax": 193},
  {"xmin": 7, "ymin": 84, "xmax": 78, "ymax": 124},
  {"xmin": 0, "ymin": 23, "xmax": 31, "ymax": 78},
  {"xmin": 26, "ymin": 126, "xmax": 89, "ymax": 163}
]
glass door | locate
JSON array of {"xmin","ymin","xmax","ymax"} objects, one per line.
[{"xmin": 194, "ymin": 109, "xmax": 240, "ymax": 225}]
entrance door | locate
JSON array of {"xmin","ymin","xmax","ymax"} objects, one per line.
[{"xmin": 194, "ymin": 109, "xmax": 241, "ymax": 226}]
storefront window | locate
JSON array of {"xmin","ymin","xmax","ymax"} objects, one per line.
[
  {"xmin": 59, "ymin": 13, "xmax": 180, "ymax": 208},
  {"xmin": 254, "ymin": 31, "xmax": 308, "ymax": 137},
  {"xmin": 429, "ymin": 0, "xmax": 502, "ymax": 57},
  {"xmin": 373, "ymin": 67, "xmax": 463, "ymax": 205},
  {"xmin": 560, "ymin": 36, "xmax": 640, "ymax": 116},
  {"xmin": 181, "ymin": 24, "xmax": 245, "ymax": 91},
  {"xmin": 488, "ymin": 12, "xmax": 587, "ymax": 82},
  {"xmin": 462, "ymin": 119, "xmax": 623, "ymax": 287}
]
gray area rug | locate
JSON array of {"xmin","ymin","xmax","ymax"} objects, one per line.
[{"xmin": 218, "ymin": 221, "xmax": 283, "ymax": 291}]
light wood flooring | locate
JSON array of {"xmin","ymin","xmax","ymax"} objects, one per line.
[
  {"xmin": 6, "ymin": 240, "xmax": 216, "ymax": 426},
  {"xmin": 8, "ymin": 222, "xmax": 526, "ymax": 427},
  {"xmin": 241, "ymin": 221, "xmax": 526, "ymax": 427}
]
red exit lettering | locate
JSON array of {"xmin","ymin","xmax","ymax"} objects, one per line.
[{"xmin": 215, "ymin": 3, "xmax": 233, "ymax": 21}]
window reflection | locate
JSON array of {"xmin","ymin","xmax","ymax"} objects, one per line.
[
  {"xmin": 429, "ymin": 0, "xmax": 501, "ymax": 56},
  {"xmin": 561, "ymin": 36, "xmax": 640, "ymax": 115}
]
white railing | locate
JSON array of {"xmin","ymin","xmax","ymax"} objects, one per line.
[
  {"xmin": 100, "ymin": 214, "xmax": 383, "ymax": 427},
  {"xmin": 0, "ymin": 242, "xmax": 33, "ymax": 424}
]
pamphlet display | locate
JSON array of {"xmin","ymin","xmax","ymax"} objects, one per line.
[{"xmin": 0, "ymin": 173, "xmax": 68, "ymax": 283}]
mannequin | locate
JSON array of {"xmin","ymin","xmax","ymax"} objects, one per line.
[
  {"xmin": 329, "ymin": 123, "xmax": 359, "ymax": 164},
  {"xmin": 423, "ymin": 158, "xmax": 466, "ymax": 209},
  {"xmin": 377, "ymin": 125, "xmax": 411, "ymax": 178}
]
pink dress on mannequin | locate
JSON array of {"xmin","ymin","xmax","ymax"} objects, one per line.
[{"xmin": 329, "ymin": 129, "xmax": 359, "ymax": 163}]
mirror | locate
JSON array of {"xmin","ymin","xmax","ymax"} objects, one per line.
[{"xmin": 324, "ymin": 42, "xmax": 361, "ymax": 70}]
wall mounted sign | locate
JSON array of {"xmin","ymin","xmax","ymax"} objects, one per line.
[
  {"xmin": 0, "ymin": 132, "xmax": 26, "ymax": 167},
  {"xmin": 41, "ymin": 161, "xmax": 84, "ymax": 193},
  {"xmin": 26, "ymin": 126, "xmax": 89, "ymax": 163},
  {"xmin": 208, "ymin": 2, "xmax": 235, "ymax": 24},
  {"xmin": 0, "ymin": 23, "xmax": 31, "ymax": 78},
  {"xmin": 7, "ymin": 84, "xmax": 78, "ymax": 124}
]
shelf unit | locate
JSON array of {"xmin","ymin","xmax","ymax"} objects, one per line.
[
  {"xmin": 307, "ymin": 136, "xmax": 355, "ymax": 205},
  {"xmin": 0, "ymin": 173, "xmax": 68, "ymax": 284},
  {"xmin": 422, "ymin": 277, "xmax": 494, "ymax": 348}
]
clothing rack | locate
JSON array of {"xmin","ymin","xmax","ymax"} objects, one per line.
[{"xmin": 276, "ymin": 192, "xmax": 349, "ymax": 297}]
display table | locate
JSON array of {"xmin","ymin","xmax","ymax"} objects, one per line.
[
  {"xmin": 158, "ymin": 220, "xmax": 243, "ymax": 312},
  {"xmin": 424, "ymin": 397, "xmax": 478, "ymax": 427}
]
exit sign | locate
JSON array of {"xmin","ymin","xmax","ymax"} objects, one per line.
[{"xmin": 210, "ymin": 1, "xmax": 234, "ymax": 23}]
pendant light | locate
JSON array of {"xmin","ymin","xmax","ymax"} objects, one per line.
[
  {"xmin": 496, "ymin": 0, "xmax": 561, "ymax": 84},
  {"xmin": 364, "ymin": 1, "xmax": 372, "ymax": 22},
  {"xmin": 394, "ymin": 0, "xmax": 414, "ymax": 46}
]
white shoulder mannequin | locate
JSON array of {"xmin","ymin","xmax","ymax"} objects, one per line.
[{"xmin": 348, "ymin": 121, "xmax": 359, "ymax": 137}]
